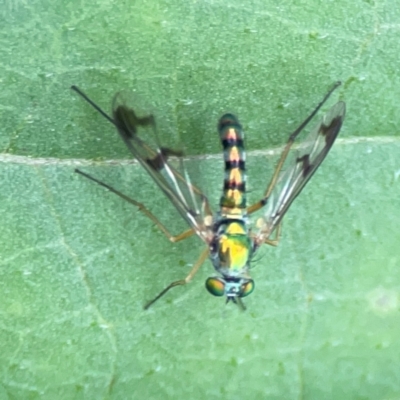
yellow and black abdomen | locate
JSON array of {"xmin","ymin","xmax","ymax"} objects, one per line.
[{"xmin": 218, "ymin": 114, "xmax": 246, "ymax": 210}]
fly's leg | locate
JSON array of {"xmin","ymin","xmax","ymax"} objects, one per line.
[
  {"xmin": 263, "ymin": 223, "xmax": 282, "ymax": 247},
  {"xmin": 75, "ymin": 169, "xmax": 195, "ymax": 243},
  {"xmin": 247, "ymin": 81, "xmax": 341, "ymax": 215},
  {"xmin": 250, "ymin": 222, "xmax": 282, "ymax": 247},
  {"xmin": 144, "ymin": 247, "xmax": 209, "ymax": 310},
  {"xmin": 235, "ymin": 297, "xmax": 246, "ymax": 311}
]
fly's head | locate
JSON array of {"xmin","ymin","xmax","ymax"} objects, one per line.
[{"xmin": 205, "ymin": 276, "xmax": 255, "ymax": 304}]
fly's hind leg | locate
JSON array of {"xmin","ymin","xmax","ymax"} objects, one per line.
[
  {"xmin": 144, "ymin": 247, "xmax": 209, "ymax": 309},
  {"xmin": 75, "ymin": 169, "xmax": 195, "ymax": 243}
]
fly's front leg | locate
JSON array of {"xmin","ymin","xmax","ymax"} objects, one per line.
[
  {"xmin": 75, "ymin": 169, "xmax": 195, "ymax": 243},
  {"xmin": 144, "ymin": 247, "xmax": 209, "ymax": 309}
]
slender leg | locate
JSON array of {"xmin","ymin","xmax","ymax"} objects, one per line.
[
  {"xmin": 250, "ymin": 222, "xmax": 282, "ymax": 247},
  {"xmin": 144, "ymin": 247, "xmax": 209, "ymax": 310},
  {"xmin": 235, "ymin": 296, "xmax": 246, "ymax": 311},
  {"xmin": 76, "ymin": 169, "xmax": 195, "ymax": 243},
  {"xmin": 247, "ymin": 82, "xmax": 341, "ymax": 215},
  {"xmin": 263, "ymin": 223, "xmax": 282, "ymax": 247}
]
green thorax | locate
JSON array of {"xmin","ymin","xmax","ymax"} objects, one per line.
[{"xmin": 214, "ymin": 220, "xmax": 252, "ymax": 274}]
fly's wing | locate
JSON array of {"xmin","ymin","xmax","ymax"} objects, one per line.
[
  {"xmin": 112, "ymin": 93, "xmax": 213, "ymax": 244},
  {"xmin": 255, "ymin": 101, "xmax": 346, "ymax": 242}
]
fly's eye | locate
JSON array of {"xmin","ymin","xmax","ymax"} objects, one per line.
[
  {"xmin": 205, "ymin": 277, "xmax": 225, "ymax": 297},
  {"xmin": 240, "ymin": 279, "xmax": 255, "ymax": 297}
]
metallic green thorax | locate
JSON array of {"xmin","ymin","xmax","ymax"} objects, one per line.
[{"xmin": 215, "ymin": 220, "xmax": 252, "ymax": 273}]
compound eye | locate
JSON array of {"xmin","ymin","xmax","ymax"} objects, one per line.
[
  {"xmin": 205, "ymin": 277, "xmax": 225, "ymax": 297},
  {"xmin": 240, "ymin": 279, "xmax": 255, "ymax": 297}
]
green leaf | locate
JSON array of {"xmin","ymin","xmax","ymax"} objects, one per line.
[{"xmin": 1, "ymin": 0, "xmax": 400, "ymax": 399}]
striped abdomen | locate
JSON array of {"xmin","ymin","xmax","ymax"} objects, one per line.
[{"xmin": 218, "ymin": 113, "xmax": 246, "ymax": 210}]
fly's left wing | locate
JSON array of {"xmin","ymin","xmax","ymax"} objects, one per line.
[
  {"xmin": 255, "ymin": 101, "xmax": 346, "ymax": 243},
  {"xmin": 112, "ymin": 93, "xmax": 214, "ymax": 244}
]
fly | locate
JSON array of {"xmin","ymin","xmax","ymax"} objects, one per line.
[{"xmin": 71, "ymin": 82, "xmax": 345, "ymax": 310}]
